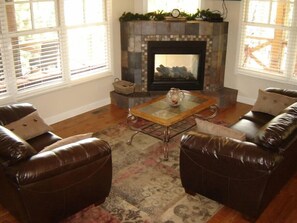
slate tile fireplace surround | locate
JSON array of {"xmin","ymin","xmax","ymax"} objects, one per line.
[{"xmin": 112, "ymin": 20, "xmax": 238, "ymax": 108}]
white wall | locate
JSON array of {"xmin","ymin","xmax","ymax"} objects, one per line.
[
  {"xmin": 12, "ymin": 0, "xmax": 134, "ymax": 124},
  {"xmin": 134, "ymin": 0, "xmax": 147, "ymax": 12},
  {"xmin": 204, "ymin": 0, "xmax": 296, "ymax": 105}
]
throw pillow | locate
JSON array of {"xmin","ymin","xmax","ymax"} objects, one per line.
[
  {"xmin": 4, "ymin": 111, "xmax": 52, "ymax": 140},
  {"xmin": 39, "ymin": 132, "xmax": 93, "ymax": 153},
  {"xmin": 0, "ymin": 126, "xmax": 37, "ymax": 167},
  {"xmin": 195, "ymin": 118, "xmax": 246, "ymax": 141},
  {"xmin": 252, "ymin": 89, "xmax": 297, "ymax": 116}
]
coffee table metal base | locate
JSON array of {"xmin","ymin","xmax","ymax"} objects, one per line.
[
  {"xmin": 126, "ymin": 104, "xmax": 218, "ymax": 161},
  {"xmin": 126, "ymin": 113, "xmax": 171, "ymax": 161}
]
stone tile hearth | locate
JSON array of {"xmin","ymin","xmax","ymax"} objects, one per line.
[{"xmin": 110, "ymin": 87, "xmax": 238, "ymax": 109}]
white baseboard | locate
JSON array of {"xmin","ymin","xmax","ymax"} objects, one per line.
[
  {"xmin": 45, "ymin": 97, "xmax": 111, "ymax": 125},
  {"xmin": 237, "ymin": 95, "xmax": 255, "ymax": 105}
]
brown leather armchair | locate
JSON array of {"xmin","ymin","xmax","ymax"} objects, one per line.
[
  {"xmin": 0, "ymin": 103, "xmax": 112, "ymax": 223},
  {"xmin": 180, "ymin": 88, "xmax": 297, "ymax": 220}
]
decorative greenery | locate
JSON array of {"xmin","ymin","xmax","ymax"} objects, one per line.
[
  {"xmin": 119, "ymin": 9, "xmax": 223, "ymax": 22},
  {"xmin": 198, "ymin": 9, "xmax": 223, "ymax": 21},
  {"xmin": 119, "ymin": 11, "xmax": 168, "ymax": 22}
]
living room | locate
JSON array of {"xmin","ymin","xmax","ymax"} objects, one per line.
[{"xmin": 0, "ymin": 0, "xmax": 296, "ymax": 223}]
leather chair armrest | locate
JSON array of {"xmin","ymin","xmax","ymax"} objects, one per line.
[
  {"xmin": 181, "ymin": 132, "xmax": 283, "ymax": 172},
  {"xmin": 5, "ymin": 138, "xmax": 111, "ymax": 185}
]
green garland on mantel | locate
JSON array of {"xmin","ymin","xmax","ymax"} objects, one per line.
[{"xmin": 119, "ymin": 9, "xmax": 223, "ymax": 22}]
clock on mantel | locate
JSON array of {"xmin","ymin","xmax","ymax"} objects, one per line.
[
  {"xmin": 165, "ymin": 9, "xmax": 186, "ymax": 22},
  {"xmin": 171, "ymin": 9, "xmax": 180, "ymax": 18}
]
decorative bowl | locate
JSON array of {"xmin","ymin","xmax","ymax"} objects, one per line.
[{"xmin": 166, "ymin": 88, "xmax": 185, "ymax": 107}]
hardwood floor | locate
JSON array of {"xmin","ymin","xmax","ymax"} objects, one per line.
[
  {"xmin": 1, "ymin": 102, "xmax": 296, "ymax": 223},
  {"xmin": 51, "ymin": 104, "xmax": 129, "ymax": 138}
]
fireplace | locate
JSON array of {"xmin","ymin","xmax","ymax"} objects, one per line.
[
  {"xmin": 113, "ymin": 21, "xmax": 238, "ymax": 108},
  {"xmin": 147, "ymin": 41, "xmax": 206, "ymax": 91},
  {"xmin": 120, "ymin": 21, "xmax": 229, "ymax": 92}
]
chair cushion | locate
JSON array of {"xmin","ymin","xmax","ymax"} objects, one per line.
[
  {"xmin": 195, "ymin": 118, "xmax": 246, "ymax": 141},
  {"xmin": 27, "ymin": 132, "xmax": 62, "ymax": 152},
  {"xmin": 0, "ymin": 126, "xmax": 37, "ymax": 167},
  {"xmin": 241, "ymin": 111, "xmax": 274, "ymax": 125},
  {"xmin": 5, "ymin": 111, "xmax": 52, "ymax": 140},
  {"xmin": 230, "ymin": 119, "xmax": 263, "ymax": 143},
  {"xmin": 252, "ymin": 89, "xmax": 297, "ymax": 116},
  {"xmin": 39, "ymin": 133, "xmax": 93, "ymax": 153}
]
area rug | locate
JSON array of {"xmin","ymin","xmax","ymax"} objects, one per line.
[{"xmin": 62, "ymin": 120, "xmax": 223, "ymax": 223}]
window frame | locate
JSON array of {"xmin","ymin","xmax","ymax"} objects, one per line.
[
  {"xmin": 236, "ymin": 0, "xmax": 297, "ymax": 85},
  {"xmin": 0, "ymin": 0, "xmax": 112, "ymax": 101}
]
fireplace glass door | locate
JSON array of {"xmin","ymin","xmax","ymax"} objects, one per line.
[
  {"xmin": 147, "ymin": 41, "xmax": 206, "ymax": 91},
  {"xmin": 154, "ymin": 54, "xmax": 199, "ymax": 81}
]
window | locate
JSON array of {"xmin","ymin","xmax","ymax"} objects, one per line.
[
  {"xmin": 0, "ymin": 0, "xmax": 111, "ymax": 98},
  {"xmin": 147, "ymin": 0, "xmax": 201, "ymax": 14},
  {"xmin": 237, "ymin": 0, "xmax": 297, "ymax": 83}
]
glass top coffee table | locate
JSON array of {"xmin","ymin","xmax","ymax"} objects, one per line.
[{"xmin": 127, "ymin": 91, "xmax": 218, "ymax": 160}]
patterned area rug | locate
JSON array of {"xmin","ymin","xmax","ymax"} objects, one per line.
[{"xmin": 62, "ymin": 120, "xmax": 223, "ymax": 223}]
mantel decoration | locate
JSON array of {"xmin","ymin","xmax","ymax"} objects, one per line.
[{"xmin": 119, "ymin": 9, "xmax": 223, "ymax": 22}]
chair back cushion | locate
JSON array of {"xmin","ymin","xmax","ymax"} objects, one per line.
[{"xmin": 0, "ymin": 103, "xmax": 36, "ymax": 126}]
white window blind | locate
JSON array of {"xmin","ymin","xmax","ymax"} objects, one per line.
[
  {"xmin": 0, "ymin": 0, "xmax": 111, "ymax": 98},
  {"xmin": 0, "ymin": 48, "xmax": 5, "ymax": 94},
  {"xmin": 237, "ymin": 0, "xmax": 297, "ymax": 83},
  {"xmin": 64, "ymin": 0, "xmax": 110, "ymax": 78}
]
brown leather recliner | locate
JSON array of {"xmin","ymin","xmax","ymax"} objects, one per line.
[
  {"xmin": 0, "ymin": 103, "xmax": 112, "ymax": 223},
  {"xmin": 180, "ymin": 88, "xmax": 297, "ymax": 221}
]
